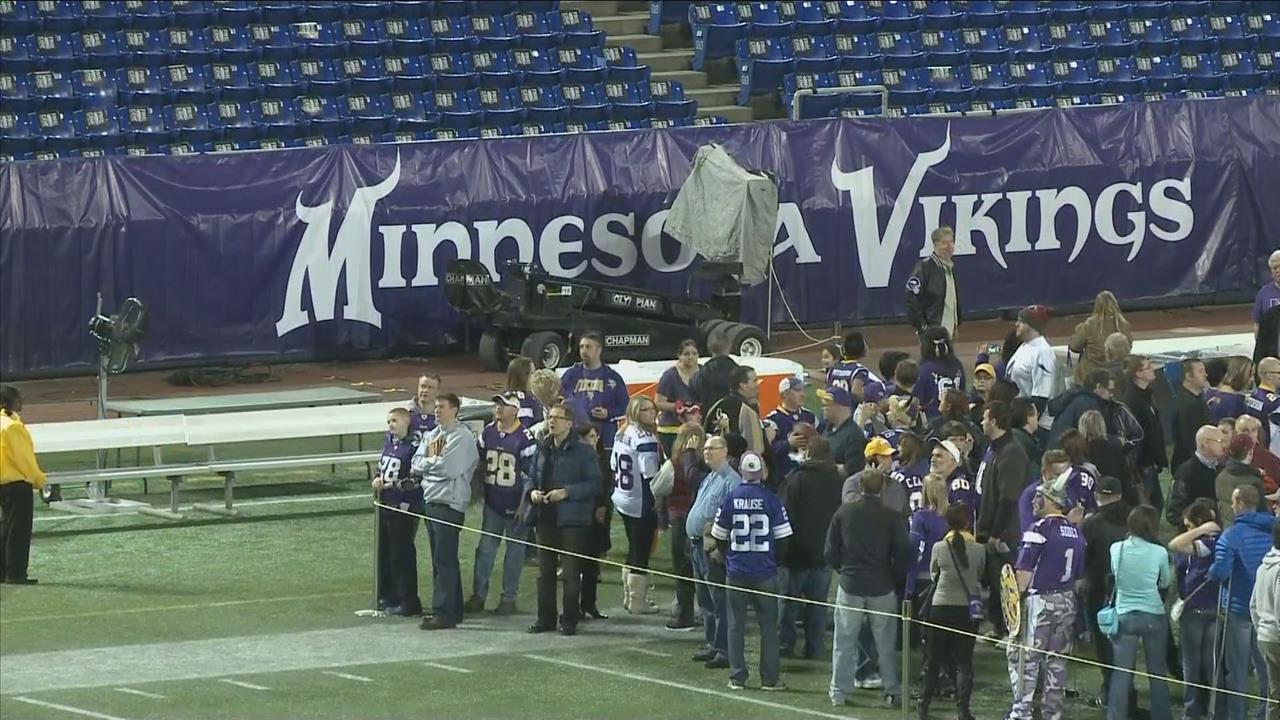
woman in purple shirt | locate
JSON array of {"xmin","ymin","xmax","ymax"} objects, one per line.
[
  {"xmin": 915, "ymin": 326, "xmax": 967, "ymax": 420},
  {"xmin": 908, "ymin": 474, "xmax": 950, "ymax": 634},
  {"xmin": 655, "ymin": 339, "xmax": 700, "ymax": 457}
]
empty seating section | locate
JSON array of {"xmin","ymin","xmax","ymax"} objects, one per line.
[
  {"xmin": 0, "ymin": 0, "xmax": 725, "ymax": 161},
  {"xmin": 675, "ymin": 0, "xmax": 1280, "ymax": 118}
]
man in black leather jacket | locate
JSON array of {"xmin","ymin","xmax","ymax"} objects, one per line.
[{"xmin": 905, "ymin": 226, "xmax": 961, "ymax": 340}]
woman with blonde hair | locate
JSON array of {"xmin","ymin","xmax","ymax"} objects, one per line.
[
  {"xmin": 908, "ymin": 473, "xmax": 951, "ymax": 637},
  {"xmin": 1205, "ymin": 356, "xmax": 1253, "ymax": 424},
  {"xmin": 665, "ymin": 421, "xmax": 708, "ymax": 630},
  {"xmin": 505, "ymin": 357, "xmax": 542, "ymax": 429},
  {"xmin": 1070, "ymin": 290, "xmax": 1132, "ymax": 384},
  {"xmin": 611, "ymin": 395, "xmax": 663, "ymax": 613}
]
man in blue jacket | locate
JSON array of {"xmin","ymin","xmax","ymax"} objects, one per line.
[
  {"xmin": 1209, "ymin": 484, "xmax": 1276, "ymax": 720},
  {"xmin": 523, "ymin": 402, "xmax": 603, "ymax": 637}
]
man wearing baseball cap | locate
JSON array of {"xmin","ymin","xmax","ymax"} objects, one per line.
[
  {"xmin": 841, "ymin": 437, "xmax": 908, "ymax": 514},
  {"xmin": 711, "ymin": 452, "xmax": 793, "ymax": 691},
  {"xmin": 767, "ymin": 376, "xmax": 817, "ymax": 483},
  {"xmin": 818, "ymin": 385, "xmax": 868, "ymax": 478},
  {"xmin": 1005, "ymin": 305, "xmax": 1056, "ymax": 438}
]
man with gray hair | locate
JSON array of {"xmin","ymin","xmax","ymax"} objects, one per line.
[
  {"xmin": 1166, "ymin": 424, "xmax": 1227, "ymax": 528},
  {"xmin": 1252, "ymin": 249, "xmax": 1280, "ymax": 336},
  {"xmin": 905, "ymin": 226, "xmax": 961, "ymax": 341}
]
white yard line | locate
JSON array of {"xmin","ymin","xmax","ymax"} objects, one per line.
[
  {"xmin": 0, "ymin": 590, "xmax": 365, "ymax": 625},
  {"xmin": 10, "ymin": 697, "xmax": 130, "ymax": 720},
  {"xmin": 217, "ymin": 679, "xmax": 270, "ymax": 691},
  {"xmin": 620, "ymin": 646, "xmax": 671, "ymax": 658},
  {"xmin": 33, "ymin": 493, "xmax": 367, "ymax": 524},
  {"xmin": 421, "ymin": 662, "xmax": 473, "ymax": 674},
  {"xmin": 524, "ymin": 655, "xmax": 851, "ymax": 720},
  {"xmin": 320, "ymin": 671, "xmax": 373, "ymax": 683},
  {"xmin": 112, "ymin": 688, "xmax": 165, "ymax": 699}
]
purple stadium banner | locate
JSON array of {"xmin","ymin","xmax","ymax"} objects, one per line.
[{"xmin": 2, "ymin": 97, "xmax": 1278, "ymax": 377}]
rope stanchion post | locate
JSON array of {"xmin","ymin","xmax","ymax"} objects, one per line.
[
  {"xmin": 900, "ymin": 599, "xmax": 910, "ymax": 720},
  {"xmin": 372, "ymin": 500, "xmax": 1273, "ymax": 707}
]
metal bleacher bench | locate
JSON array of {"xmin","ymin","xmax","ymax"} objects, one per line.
[{"xmin": 34, "ymin": 397, "xmax": 493, "ymax": 522}]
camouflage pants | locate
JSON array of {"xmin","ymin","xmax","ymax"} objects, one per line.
[{"xmin": 1005, "ymin": 591, "xmax": 1076, "ymax": 720}]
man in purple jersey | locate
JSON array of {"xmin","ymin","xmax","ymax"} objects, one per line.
[
  {"xmin": 1253, "ymin": 250, "xmax": 1280, "ymax": 337},
  {"xmin": 1248, "ymin": 357, "xmax": 1280, "ymax": 455},
  {"xmin": 932, "ymin": 438, "xmax": 977, "ymax": 522},
  {"xmin": 560, "ymin": 333, "xmax": 629, "ymax": 451},
  {"xmin": 465, "ymin": 393, "xmax": 539, "ymax": 616},
  {"xmin": 373, "ymin": 407, "xmax": 422, "ymax": 616},
  {"xmin": 766, "ymin": 376, "xmax": 816, "ymax": 483},
  {"xmin": 1006, "ymin": 481, "xmax": 1085, "ymax": 720},
  {"xmin": 827, "ymin": 331, "xmax": 883, "ymax": 401},
  {"xmin": 407, "ymin": 373, "xmax": 440, "ymax": 442}
]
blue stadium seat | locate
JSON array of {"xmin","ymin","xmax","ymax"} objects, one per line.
[
  {"xmin": 1046, "ymin": 0, "xmax": 1089, "ymax": 23},
  {"xmin": 209, "ymin": 61, "xmax": 257, "ymax": 100},
  {"xmin": 736, "ymin": 37, "xmax": 795, "ymax": 103},
  {"xmin": 382, "ymin": 128, "xmax": 430, "ymax": 144},
  {"xmin": 73, "ymin": 29, "xmax": 124, "ymax": 69},
  {"xmin": 913, "ymin": 1, "xmax": 963, "ymax": 28},
  {"xmin": 292, "ymin": 57, "xmax": 339, "ymax": 90},
  {"xmin": 512, "ymin": 9, "xmax": 563, "ymax": 49},
  {"xmin": 1050, "ymin": 57, "xmax": 1102, "ymax": 96},
  {"xmin": 783, "ymin": 70, "xmax": 837, "ymax": 117},
  {"xmin": 880, "ymin": 64, "xmax": 930, "ymax": 90},
  {"xmin": 1134, "ymin": 52, "xmax": 1184, "ymax": 92},
  {"xmin": 163, "ymin": 101, "xmax": 216, "ymax": 142},
  {"xmin": 116, "ymin": 104, "xmax": 166, "ymax": 142},
  {"xmin": 834, "ymin": 66, "xmax": 885, "ymax": 89},
  {"xmin": 341, "ymin": 17, "xmax": 388, "ymax": 56},
  {"xmin": 259, "ymin": 1, "xmax": 303, "ymax": 24},
  {"xmin": 875, "ymin": 30, "xmax": 923, "ymax": 58},
  {"xmin": 739, "ymin": 2, "xmax": 793, "ymax": 38},
  {"xmin": 425, "ymin": 16, "xmax": 473, "ymax": 55},
  {"xmin": 650, "ymin": 0, "xmax": 694, "ymax": 34},
  {"xmin": 161, "ymin": 26, "xmax": 212, "ymax": 64},
  {"xmin": 559, "ymin": 46, "xmax": 608, "ymax": 83},
  {"xmin": 692, "ymin": 114, "xmax": 729, "ymax": 125},
  {"xmin": 1245, "ymin": 11, "xmax": 1280, "ymax": 46},
  {"xmin": 337, "ymin": 55, "xmax": 390, "ymax": 93},
  {"xmin": 128, "ymin": 1, "xmax": 172, "ymax": 30},
  {"xmin": 649, "ymin": 116, "xmax": 694, "ymax": 129},
  {"xmin": 1169, "ymin": 15, "xmax": 1216, "ymax": 51},
  {"xmin": 31, "ymin": 32, "xmax": 78, "ymax": 70},
  {"xmin": 564, "ymin": 119, "xmax": 607, "ymax": 133},
  {"xmin": 920, "ymin": 28, "xmax": 966, "ymax": 65},
  {"xmin": 826, "ymin": 0, "xmax": 878, "ymax": 33},
  {"xmin": 434, "ymin": 88, "xmax": 485, "ymax": 129},
  {"xmin": 605, "ymin": 117, "xmax": 652, "ymax": 131},
  {"xmin": 519, "ymin": 84, "xmax": 568, "ymax": 123},
  {"xmin": 650, "ymin": 78, "xmax": 696, "ymax": 118},
  {"xmin": 835, "ymin": 92, "xmax": 886, "ymax": 117},
  {"xmin": 115, "ymin": 28, "xmax": 167, "ymax": 66},
  {"xmin": 471, "ymin": 14, "xmax": 519, "ymax": 49},
  {"xmin": 342, "ymin": 127, "xmax": 383, "ymax": 144},
  {"xmin": 296, "ymin": 93, "xmax": 346, "ymax": 134},
  {"xmin": 427, "ymin": 51, "xmax": 477, "ymax": 89},
  {"xmin": 0, "ymin": 112, "xmax": 37, "ymax": 155},
  {"xmin": 430, "ymin": 127, "xmax": 479, "ymax": 140},
  {"xmin": 1004, "ymin": 23, "xmax": 1055, "ymax": 60},
  {"xmin": 253, "ymin": 59, "xmax": 304, "ymax": 97},
  {"xmin": 0, "ymin": 1, "xmax": 37, "ymax": 33},
  {"xmin": 344, "ymin": 92, "xmax": 392, "ymax": 131},
  {"xmin": 381, "ymin": 54, "xmax": 431, "ymax": 90},
  {"xmin": 690, "ymin": 3, "xmax": 748, "ymax": 69},
  {"xmin": 385, "ymin": 88, "xmax": 435, "ymax": 129},
  {"xmin": 1047, "ymin": 21, "xmax": 1095, "ymax": 51},
  {"xmin": 886, "ymin": 88, "xmax": 928, "ymax": 116},
  {"xmin": 288, "ymin": 21, "xmax": 342, "ymax": 58},
  {"xmin": 32, "ymin": 1, "xmax": 83, "ymax": 32},
  {"xmin": 0, "ymin": 71, "xmax": 30, "ymax": 110},
  {"xmin": 163, "ymin": 63, "xmax": 213, "ymax": 102},
  {"xmin": 791, "ymin": 34, "xmax": 838, "ymax": 73},
  {"xmin": 869, "ymin": 0, "xmax": 923, "ymax": 31},
  {"xmin": 33, "ymin": 108, "xmax": 78, "ymax": 152},
  {"xmin": 512, "ymin": 47, "xmax": 562, "ymax": 85},
  {"xmin": 784, "ymin": 0, "xmax": 836, "ymax": 35},
  {"xmin": 476, "ymin": 85, "xmax": 523, "ymax": 125},
  {"xmin": 432, "ymin": 1, "xmax": 477, "ymax": 18},
  {"xmin": 604, "ymin": 46, "xmax": 651, "ymax": 83},
  {"xmin": 1085, "ymin": 0, "xmax": 1128, "ymax": 22},
  {"xmin": 172, "ymin": 0, "xmax": 217, "ymax": 28},
  {"xmin": 955, "ymin": 0, "xmax": 1005, "ymax": 28},
  {"xmin": 834, "ymin": 33, "xmax": 879, "ymax": 68},
  {"xmin": 116, "ymin": 65, "xmax": 168, "ymax": 105},
  {"xmin": 303, "ymin": 1, "xmax": 345, "ymax": 23},
  {"xmin": 559, "ymin": 9, "xmax": 604, "ymax": 48},
  {"xmin": 1127, "ymin": 17, "xmax": 1177, "ymax": 55},
  {"xmin": 1178, "ymin": 50, "xmax": 1225, "ymax": 90},
  {"xmin": 380, "ymin": 17, "xmax": 430, "ymax": 54},
  {"xmin": 1207, "ymin": 13, "xmax": 1255, "ymax": 51},
  {"xmin": 562, "ymin": 81, "xmax": 609, "ymax": 122},
  {"xmin": 1129, "ymin": 2, "xmax": 1172, "ymax": 21},
  {"xmin": 29, "ymin": 69, "xmax": 78, "ymax": 110},
  {"xmin": 1084, "ymin": 20, "xmax": 1135, "ymax": 58},
  {"xmin": 1221, "ymin": 49, "xmax": 1266, "ymax": 89},
  {"xmin": 251, "ymin": 96, "xmax": 300, "ymax": 136},
  {"xmin": 1007, "ymin": 59, "xmax": 1055, "ymax": 92},
  {"xmin": 1094, "ymin": 55, "xmax": 1143, "ymax": 93},
  {"xmin": 604, "ymin": 78, "xmax": 652, "ymax": 119},
  {"xmin": 79, "ymin": 1, "xmax": 132, "ymax": 32},
  {"xmin": 468, "ymin": 49, "xmax": 514, "ymax": 86},
  {"xmin": 207, "ymin": 24, "xmax": 256, "ymax": 61},
  {"xmin": 958, "ymin": 26, "xmax": 1008, "ymax": 63}
]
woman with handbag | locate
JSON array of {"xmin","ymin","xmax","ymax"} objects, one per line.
[
  {"xmin": 659, "ymin": 421, "xmax": 707, "ymax": 631},
  {"xmin": 1104, "ymin": 504, "xmax": 1174, "ymax": 720},
  {"xmin": 918, "ymin": 502, "xmax": 985, "ymax": 720}
]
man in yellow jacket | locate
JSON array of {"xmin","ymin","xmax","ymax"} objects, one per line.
[{"xmin": 1, "ymin": 385, "xmax": 45, "ymax": 584}]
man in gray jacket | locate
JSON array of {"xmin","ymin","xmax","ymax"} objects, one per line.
[{"xmin": 413, "ymin": 393, "xmax": 480, "ymax": 631}]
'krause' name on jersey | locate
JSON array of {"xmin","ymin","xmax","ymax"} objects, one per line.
[{"xmin": 710, "ymin": 483, "xmax": 793, "ymax": 581}]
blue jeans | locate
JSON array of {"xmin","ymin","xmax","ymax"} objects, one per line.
[
  {"xmin": 1223, "ymin": 611, "xmax": 1271, "ymax": 720},
  {"xmin": 1180, "ymin": 607, "xmax": 1220, "ymax": 719},
  {"xmin": 1108, "ymin": 611, "xmax": 1172, "ymax": 720},
  {"xmin": 779, "ymin": 566, "xmax": 832, "ymax": 658},
  {"xmin": 727, "ymin": 574, "xmax": 781, "ymax": 686},
  {"xmin": 423, "ymin": 504, "xmax": 464, "ymax": 625},
  {"xmin": 831, "ymin": 587, "xmax": 900, "ymax": 702},
  {"xmin": 690, "ymin": 541, "xmax": 728, "ymax": 658},
  {"xmin": 471, "ymin": 505, "xmax": 526, "ymax": 603}
]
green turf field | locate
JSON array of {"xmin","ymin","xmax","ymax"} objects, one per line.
[{"xmin": 0, "ymin": 458, "xmax": 1251, "ymax": 720}]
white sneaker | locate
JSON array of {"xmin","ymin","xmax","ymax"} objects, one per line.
[{"xmin": 855, "ymin": 675, "xmax": 883, "ymax": 690}]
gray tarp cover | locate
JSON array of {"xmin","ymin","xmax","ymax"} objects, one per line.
[{"xmin": 664, "ymin": 144, "xmax": 779, "ymax": 287}]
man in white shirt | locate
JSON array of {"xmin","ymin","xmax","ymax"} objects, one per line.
[{"xmin": 1006, "ymin": 305, "xmax": 1056, "ymax": 437}]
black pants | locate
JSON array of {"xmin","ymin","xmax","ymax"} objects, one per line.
[
  {"xmin": 0, "ymin": 482, "xmax": 34, "ymax": 582},
  {"xmin": 670, "ymin": 513, "xmax": 695, "ymax": 622},
  {"xmin": 984, "ymin": 546, "xmax": 1013, "ymax": 636},
  {"xmin": 621, "ymin": 513, "xmax": 657, "ymax": 574},
  {"xmin": 423, "ymin": 504, "xmax": 465, "ymax": 625},
  {"xmin": 536, "ymin": 520, "xmax": 589, "ymax": 627},
  {"xmin": 377, "ymin": 510, "xmax": 420, "ymax": 612},
  {"xmin": 920, "ymin": 605, "xmax": 978, "ymax": 715}
]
